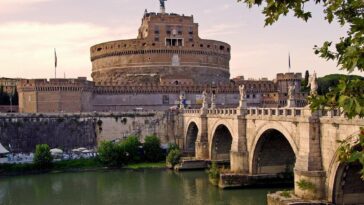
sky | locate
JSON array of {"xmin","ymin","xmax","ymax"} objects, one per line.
[{"xmin": 0, "ymin": 0, "xmax": 361, "ymax": 80}]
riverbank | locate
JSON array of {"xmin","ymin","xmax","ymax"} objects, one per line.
[{"xmin": 0, "ymin": 159, "xmax": 167, "ymax": 177}]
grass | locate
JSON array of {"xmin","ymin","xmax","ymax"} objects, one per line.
[
  {"xmin": 125, "ymin": 162, "xmax": 166, "ymax": 169},
  {"xmin": 279, "ymin": 190, "xmax": 292, "ymax": 198},
  {"xmin": 53, "ymin": 158, "xmax": 103, "ymax": 170},
  {"xmin": 0, "ymin": 159, "xmax": 167, "ymax": 176}
]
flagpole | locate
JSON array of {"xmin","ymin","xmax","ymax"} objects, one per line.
[
  {"xmin": 54, "ymin": 48, "xmax": 57, "ymax": 78},
  {"xmin": 288, "ymin": 52, "xmax": 291, "ymax": 73}
]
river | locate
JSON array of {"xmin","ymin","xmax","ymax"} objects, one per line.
[{"xmin": 0, "ymin": 169, "xmax": 281, "ymax": 205}]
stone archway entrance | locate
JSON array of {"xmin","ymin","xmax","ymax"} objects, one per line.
[
  {"xmin": 211, "ymin": 125, "xmax": 232, "ymax": 161},
  {"xmin": 252, "ymin": 129, "xmax": 295, "ymax": 175},
  {"xmin": 333, "ymin": 162, "xmax": 364, "ymax": 205},
  {"xmin": 186, "ymin": 122, "xmax": 198, "ymax": 153}
]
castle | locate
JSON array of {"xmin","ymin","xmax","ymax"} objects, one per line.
[{"xmin": 17, "ymin": 6, "xmax": 307, "ymax": 113}]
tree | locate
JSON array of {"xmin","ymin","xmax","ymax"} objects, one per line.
[
  {"xmin": 119, "ymin": 136, "xmax": 141, "ymax": 163},
  {"xmin": 304, "ymin": 70, "xmax": 309, "ymax": 86},
  {"xmin": 33, "ymin": 144, "xmax": 53, "ymax": 169},
  {"xmin": 98, "ymin": 141, "xmax": 124, "ymax": 167},
  {"xmin": 143, "ymin": 135, "xmax": 163, "ymax": 162},
  {"xmin": 237, "ymin": 0, "xmax": 364, "ymax": 178},
  {"xmin": 301, "ymin": 70, "xmax": 310, "ymax": 92},
  {"xmin": 166, "ymin": 148, "xmax": 181, "ymax": 168}
]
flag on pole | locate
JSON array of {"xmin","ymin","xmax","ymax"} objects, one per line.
[
  {"xmin": 288, "ymin": 52, "xmax": 291, "ymax": 71},
  {"xmin": 54, "ymin": 48, "xmax": 57, "ymax": 68},
  {"xmin": 54, "ymin": 48, "xmax": 57, "ymax": 78}
]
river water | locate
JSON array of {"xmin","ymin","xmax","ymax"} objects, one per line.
[{"xmin": 0, "ymin": 170, "xmax": 279, "ymax": 205}]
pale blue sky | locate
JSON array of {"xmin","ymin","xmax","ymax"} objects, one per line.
[{"xmin": 0, "ymin": 0, "xmax": 359, "ymax": 80}]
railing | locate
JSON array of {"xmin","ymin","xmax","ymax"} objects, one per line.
[
  {"xmin": 181, "ymin": 107, "xmax": 351, "ymax": 119},
  {"xmin": 246, "ymin": 107, "xmax": 304, "ymax": 117},
  {"xmin": 182, "ymin": 109, "xmax": 200, "ymax": 114}
]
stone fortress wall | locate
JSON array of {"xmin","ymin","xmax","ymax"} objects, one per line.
[
  {"xmin": 17, "ymin": 72, "xmax": 308, "ymax": 113},
  {"xmin": 0, "ymin": 111, "xmax": 177, "ymax": 153},
  {"xmin": 90, "ymin": 12, "xmax": 231, "ymax": 85}
]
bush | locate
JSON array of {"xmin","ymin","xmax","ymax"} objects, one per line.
[
  {"xmin": 166, "ymin": 149, "xmax": 181, "ymax": 168},
  {"xmin": 297, "ymin": 179, "xmax": 316, "ymax": 192},
  {"xmin": 167, "ymin": 143, "xmax": 179, "ymax": 154},
  {"xmin": 143, "ymin": 135, "xmax": 163, "ymax": 162},
  {"xmin": 207, "ymin": 162, "xmax": 220, "ymax": 185},
  {"xmin": 33, "ymin": 144, "xmax": 53, "ymax": 169},
  {"xmin": 119, "ymin": 136, "xmax": 141, "ymax": 163},
  {"xmin": 98, "ymin": 141, "xmax": 123, "ymax": 167}
]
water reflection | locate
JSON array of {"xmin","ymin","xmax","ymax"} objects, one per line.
[{"xmin": 0, "ymin": 170, "xmax": 276, "ymax": 205}]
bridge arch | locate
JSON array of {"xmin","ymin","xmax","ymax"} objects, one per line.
[
  {"xmin": 250, "ymin": 123, "xmax": 297, "ymax": 175},
  {"xmin": 327, "ymin": 131, "xmax": 364, "ymax": 204},
  {"xmin": 210, "ymin": 124, "xmax": 233, "ymax": 161},
  {"xmin": 185, "ymin": 121, "xmax": 199, "ymax": 153}
]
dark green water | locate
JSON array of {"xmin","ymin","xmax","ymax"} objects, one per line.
[{"xmin": 0, "ymin": 170, "xmax": 278, "ymax": 205}]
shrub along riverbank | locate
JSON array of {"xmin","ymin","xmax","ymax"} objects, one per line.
[{"xmin": 0, "ymin": 135, "xmax": 174, "ymax": 176}]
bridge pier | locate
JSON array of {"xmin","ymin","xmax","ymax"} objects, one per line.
[
  {"xmin": 230, "ymin": 151, "xmax": 248, "ymax": 173},
  {"xmin": 294, "ymin": 113, "xmax": 326, "ymax": 200},
  {"xmin": 294, "ymin": 169, "xmax": 326, "ymax": 200},
  {"xmin": 195, "ymin": 140, "xmax": 209, "ymax": 160}
]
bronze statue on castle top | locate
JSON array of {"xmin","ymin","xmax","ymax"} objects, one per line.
[{"xmin": 159, "ymin": 0, "xmax": 167, "ymax": 13}]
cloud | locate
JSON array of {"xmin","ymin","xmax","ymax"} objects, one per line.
[
  {"xmin": 0, "ymin": 0, "xmax": 52, "ymax": 14},
  {"xmin": 0, "ymin": 22, "xmax": 135, "ymax": 79},
  {"xmin": 200, "ymin": 23, "xmax": 245, "ymax": 38}
]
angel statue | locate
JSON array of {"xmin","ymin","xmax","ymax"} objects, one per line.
[
  {"xmin": 159, "ymin": 0, "xmax": 167, "ymax": 12},
  {"xmin": 239, "ymin": 85, "xmax": 246, "ymax": 101},
  {"xmin": 307, "ymin": 71, "xmax": 318, "ymax": 96},
  {"xmin": 201, "ymin": 90, "xmax": 208, "ymax": 109},
  {"xmin": 288, "ymin": 84, "xmax": 296, "ymax": 100}
]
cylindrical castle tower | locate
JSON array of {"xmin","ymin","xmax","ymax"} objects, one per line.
[{"xmin": 90, "ymin": 12, "xmax": 231, "ymax": 85}]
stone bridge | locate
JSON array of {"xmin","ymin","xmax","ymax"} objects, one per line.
[{"xmin": 181, "ymin": 107, "xmax": 364, "ymax": 204}]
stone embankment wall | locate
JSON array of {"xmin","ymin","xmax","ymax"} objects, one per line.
[{"xmin": 0, "ymin": 111, "xmax": 178, "ymax": 153}]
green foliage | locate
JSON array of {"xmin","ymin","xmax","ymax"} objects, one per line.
[
  {"xmin": 207, "ymin": 162, "xmax": 220, "ymax": 182},
  {"xmin": 337, "ymin": 128, "xmax": 364, "ymax": 179},
  {"xmin": 119, "ymin": 136, "xmax": 141, "ymax": 163},
  {"xmin": 33, "ymin": 144, "xmax": 53, "ymax": 169},
  {"xmin": 52, "ymin": 158, "xmax": 102, "ymax": 170},
  {"xmin": 279, "ymin": 190, "xmax": 292, "ymax": 198},
  {"xmin": 301, "ymin": 70, "xmax": 310, "ymax": 92},
  {"xmin": 143, "ymin": 135, "xmax": 163, "ymax": 162},
  {"xmin": 97, "ymin": 141, "xmax": 124, "ymax": 167},
  {"xmin": 126, "ymin": 162, "xmax": 166, "ymax": 169},
  {"xmin": 166, "ymin": 149, "xmax": 181, "ymax": 168},
  {"xmin": 309, "ymin": 77, "xmax": 364, "ymax": 118},
  {"xmin": 297, "ymin": 179, "xmax": 316, "ymax": 192},
  {"xmin": 167, "ymin": 143, "xmax": 180, "ymax": 153},
  {"xmin": 316, "ymin": 74, "xmax": 364, "ymax": 95}
]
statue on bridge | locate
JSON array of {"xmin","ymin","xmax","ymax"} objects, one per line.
[
  {"xmin": 179, "ymin": 92, "xmax": 186, "ymax": 109},
  {"xmin": 201, "ymin": 90, "xmax": 208, "ymax": 110},
  {"xmin": 239, "ymin": 85, "xmax": 246, "ymax": 101},
  {"xmin": 288, "ymin": 84, "xmax": 296, "ymax": 100},
  {"xmin": 307, "ymin": 71, "xmax": 318, "ymax": 96},
  {"xmin": 210, "ymin": 93, "xmax": 216, "ymax": 109},
  {"xmin": 159, "ymin": 0, "xmax": 167, "ymax": 13}
]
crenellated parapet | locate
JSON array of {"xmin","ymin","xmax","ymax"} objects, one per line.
[{"xmin": 17, "ymin": 78, "xmax": 94, "ymax": 113}]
